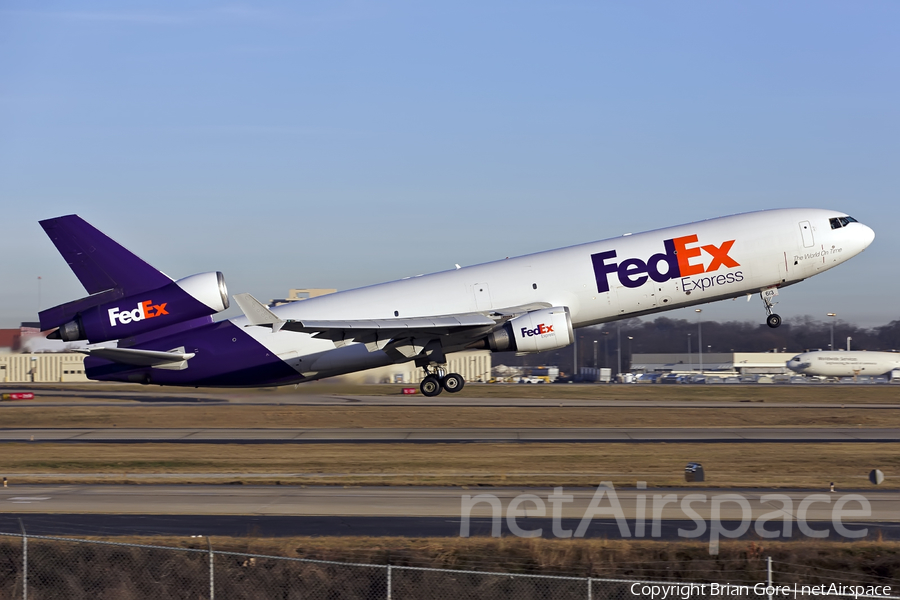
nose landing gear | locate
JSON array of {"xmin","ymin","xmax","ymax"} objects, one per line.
[{"xmin": 419, "ymin": 366, "xmax": 466, "ymax": 397}]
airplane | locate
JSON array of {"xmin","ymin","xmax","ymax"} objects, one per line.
[
  {"xmin": 787, "ymin": 350, "xmax": 900, "ymax": 378},
  {"xmin": 37, "ymin": 208, "xmax": 874, "ymax": 395}
]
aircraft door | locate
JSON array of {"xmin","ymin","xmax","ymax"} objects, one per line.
[
  {"xmin": 799, "ymin": 221, "xmax": 814, "ymax": 248},
  {"xmin": 473, "ymin": 283, "xmax": 493, "ymax": 311}
]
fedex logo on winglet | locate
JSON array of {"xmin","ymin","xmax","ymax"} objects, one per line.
[
  {"xmin": 591, "ymin": 235, "xmax": 740, "ymax": 293},
  {"xmin": 108, "ymin": 300, "xmax": 169, "ymax": 327}
]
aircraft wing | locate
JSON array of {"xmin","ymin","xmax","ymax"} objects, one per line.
[
  {"xmin": 232, "ymin": 293, "xmax": 546, "ymax": 351},
  {"xmin": 280, "ymin": 314, "xmax": 496, "ymax": 333},
  {"xmin": 77, "ymin": 347, "xmax": 194, "ymax": 370}
]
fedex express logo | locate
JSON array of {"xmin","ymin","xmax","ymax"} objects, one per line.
[
  {"xmin": 521, "ymin": 323, "xmax": 554, "ymax": 337},
  {"xmin": 591, "ymin": 234, "xmax": 741, "ymax": 293},
  {"xmin": 108, "ymin": 300, "xmax": 169, "ymax": 327}
]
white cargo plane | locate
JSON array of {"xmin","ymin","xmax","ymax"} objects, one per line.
[
  {"xmin": 787, "ymin": 351, "xmax": 900, "ymax": 378},
  {"xmin": 39, "ymin": 208, "xmax": 874, "ymax": 394}
]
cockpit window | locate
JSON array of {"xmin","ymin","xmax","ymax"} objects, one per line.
[
  {"xmin": 791, "ymin": 355, "xmax": 802, "ymax": 362},
  {"xmin": 830, "ymin": 216, "xmax": 859, "ymax": 229}
]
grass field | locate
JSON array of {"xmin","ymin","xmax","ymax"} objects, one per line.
[
  {"xmin": 1, "ymin": 441, "xmax": 895, "ymax": 488},
  {"xmin": 1, "ymin": 404, "xmax": 899, "ymax": 429},
  {"xmin": 5, "ymin": 381, "xmax": 900, "ymax": 402},
  {"xmin": 21, "ymin": 536, "xmax": 897, "ymax": 583},
  {"xmin": 1, "ymin": 384, "xmax": 896, "ymax": 488}
]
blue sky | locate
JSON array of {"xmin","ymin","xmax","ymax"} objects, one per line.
[{"xmin": 1, "ymin": 1, "xmax": 897, "ymax": 328}]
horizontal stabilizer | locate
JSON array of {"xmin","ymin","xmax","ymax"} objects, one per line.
[
  {"xmin": 78, "ymin": 346, "xmax": 195, "ymax": 370},
  {"xmin": 233, "ymin": 293, "xmax": 285, "ymax": 332}
]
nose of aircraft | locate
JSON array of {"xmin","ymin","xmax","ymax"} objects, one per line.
[
  {"xmin": 858, "ymin": 223, "xmax": 876, "ymax": 249},
  {"xmin": 786, "ymin": 358, "xmax": 809, "ymax": 373}
]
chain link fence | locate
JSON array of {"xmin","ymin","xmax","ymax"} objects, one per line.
[{"xmin": 1, "ymin": 532, "xmax": 898, "ymax": 600}]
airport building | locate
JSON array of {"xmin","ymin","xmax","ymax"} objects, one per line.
[
  {"xmin": 333, "ymin": 350, "xmax": 492, "ymax": 385},
  {"xmin": 270, "ymin": 288, "xmax": 338, "ymax": 306},
  {"xmin": 0, "ymin": 350, "xmax": 490, "ymax": 385},
  {"xmin": 630, "ymin": 352, "xmax": 795, "ymax": 376},
  {"xmin": 0, "ymin": 353, "xmax": 89, "ymax": 383}
]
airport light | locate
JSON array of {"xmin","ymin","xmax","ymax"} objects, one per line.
[
  {"xmin": 573, "ymin": 332, "xmax": 578, "ymax": 379},
  {"xmin": 827, "ymin": 313, "xmax": 837, "ymax": 351},
  {"xmin": 627, "ymin": 336, "xmax": 634, "ymax": 372},
  {"xmin": 602, "ymin": 331, "xmax": 610, "ymax": 369},
  {"xmin": 695, "ymin": 309, "xmax": 703, "ymax": 375},
  {"xmin": 617, "ymin": 322, "xmax": 622, "ymax": 376},
  {"xmin": 593, "ymin": 340, "xmax": 598, "ymax": 369},
  {"xmin": 687, "ymin": 333, "xmax": 693, "ymax": 371}
]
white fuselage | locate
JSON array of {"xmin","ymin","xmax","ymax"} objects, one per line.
[
  {"xmin": 234, "ymin": 208, "xmax": 875, "ymax": 380},
  {"xmin": 787, "ymin": 351, "xmax": 900, "ymax": 377}
]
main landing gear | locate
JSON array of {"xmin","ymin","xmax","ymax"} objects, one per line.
[
  {"xmin": 420, "ymin": 366, "xmax": 465, "ymax": 397},
  {"xmin": 760, "ymin": 289, "xmax": 782, "ymax": 329}
]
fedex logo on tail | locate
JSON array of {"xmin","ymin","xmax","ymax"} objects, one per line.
[
  {"xmin": 108, "ymin": 300, "xmax": 169, "ymax": 326},
  {"xmin": 521, "ymin": 323, "xmax": 554, "ymax": 337},
  {"xmin": 591, "ymin": 234, "xmax": 740, "ymax": 293}
]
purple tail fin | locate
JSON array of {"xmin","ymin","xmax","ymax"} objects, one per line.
[
  {"xmin": 40, "ymin": 215, "xmax": 171, "ymax": 295},
  {"xmin": 39, "ymin": 215, "xmax": 173, "ymax": 330}
]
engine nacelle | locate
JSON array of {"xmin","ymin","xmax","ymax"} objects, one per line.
[
  {"xmin": 485, "ymin": 307, "xmax": 574, "ymax": 353},
  {"xmin": 51, "ymin": 272, "xmax": 229, "ymax": 343}
]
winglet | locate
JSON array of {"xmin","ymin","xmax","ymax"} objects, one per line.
[{"xmin": 233, "ymin": 293, "xmax": 286, "ymax": 332}]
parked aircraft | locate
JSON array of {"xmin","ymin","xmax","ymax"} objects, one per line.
[
  {"xmin": 787, "ymin": 351, "xmax": 900, "ymax": 378},
  {"xmin": 38, "ymin": 208, "xmax": 874, "ymax": 394}
]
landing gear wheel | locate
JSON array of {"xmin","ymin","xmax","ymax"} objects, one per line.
[
  {"xmin": 766, "ymin": 313, "xmax": 782, "ymax": 329},
  {"xmin": 420, "ymin": 375, "xmax": 443, "ymax": 397},
  {"xmin": 442, "ymin": 373, "xmax": 465, "ymax": 393}
]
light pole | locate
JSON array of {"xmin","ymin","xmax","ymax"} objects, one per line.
[
  {"xmin": 695, "ymin": 309, "xmax": 703, "ymax": 375},
  {"xmin": 593, "ymin": 340, "xmax": 598, "ymax": 369},
  {"xmin": 687, "ymin": 333, "xmax": 692, "ymax": 371},
  {"xmin": 603, "ymin": 331, "xmax": 610, "ymax": 369},
  {"xmin": 617, "ymin": 322, "xmax": 622, "ymax": 376},
  {"xmin": 827, "ymin": 313, "xmax": 837, "ymax": 351},
  {"xmin": 627, "ymin": 336, "xmax": 634, "ymax": 373},
  {"xmin": 573, "ymin": 332, "xmax": 578, "ymax": 380}
]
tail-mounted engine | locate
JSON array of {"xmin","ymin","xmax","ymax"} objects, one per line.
[
  {"xmin": 47, "ymin": 272, "xmax": 229, "ymax": 343},
  {"xmin": 483, "ymin": 307, "xmax": 574, "ymax": 353}
]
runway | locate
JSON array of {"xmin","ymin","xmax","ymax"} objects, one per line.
[
  {"xmin": 3, "ymin": 387, "xmax": 900, "ymax": 408},
  {"xmin": 1, "ymin": 427, "xmax": 898, "ymax": 443},
  {"xmin": 1, "ymin": 485, "xmax": 896, "ymax": 540},
  {"xmin": 2, "ymin": 484, "xmax": 896, "ymax": 518}
]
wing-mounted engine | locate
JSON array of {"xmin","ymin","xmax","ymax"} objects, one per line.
[
  {"xmin": 483, "ymin": 307, "xmax": 573, "ymax": 353},
  {"xmin": 47, "ymin": 272, "xmax": 229, "ymax": 343}
]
